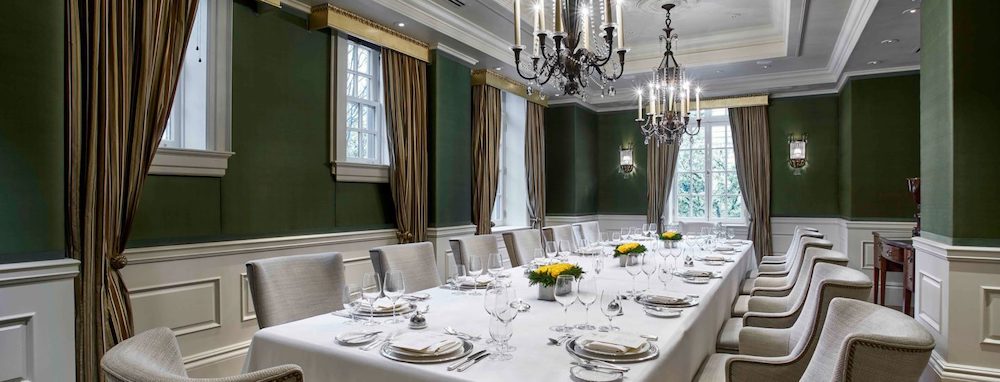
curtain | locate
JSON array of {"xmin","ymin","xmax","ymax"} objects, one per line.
[
  {"xmin": 66, "ymin": 0, "xmax": 199, "ymax": 380},
  {"xmin": 471, "ymin": 84, "xmax": 503, "ymax": 234},
  {"xmin": 381, "ymin": 49, "xmax": 428, "ymax": 243},
  {"xmin": 646, "ymin": 140, "xmax": 681, "ymax": 228},
  {"xmin": 729, "ymin": 106, "xmax": 772, "ymax": 261},
  {"xmin": 525, "ymin": 102, "xmax": 546, "ymax": 230}
]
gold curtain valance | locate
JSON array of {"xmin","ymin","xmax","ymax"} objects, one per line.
[
  {"xmin": 309, "ymin": 4, "xmax": 430, "ymax": 62},
  {"xmin": 699, "ymin": 94, "xmax": 769, "ymax": 110},
  {"xmin": 471, "ymin": 69, "xmax": 548, "ymax": 106}
]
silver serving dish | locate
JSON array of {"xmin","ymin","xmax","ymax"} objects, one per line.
[
  {"xmin": 565, "ymin": 338, "xmax": 660, "ymax": 364},
  {"xmin": 380, "ymin": 338, "xmax": 474, "ymax": 364}
]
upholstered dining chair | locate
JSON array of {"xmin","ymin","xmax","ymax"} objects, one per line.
[
  {"xmin": 246, "ymin": 252, "xmax": 346, "ymax": 329},
  {"xmin": 449, "ymin": 234, "xmax": 500, "ymax": 268},
  {"xmin": 542, "ymin": 224, "xmax": 577, "ymax": 250},
  {"xmin": 680, "ymin": 221, "xmax": 715, "ymax": 235},
  {"xmin": 756, "ymin": 229, "xmax": 826, "ymax": 274},
  {"xmin": 502, "ymin": 229, "xmax": 543, "ymax": 267},
  {"xmin": 759, "ymin": 226, "xmax": 820, "ymax": 265},
  {"xmin": 369, "ymin": 242, "xmax": 441, "ymax": 293},
  {"xmin": 102, "ymin": 327, "xmax": 303, "ymax": 382},
  {"xmin": 732, "ymin": 244, "xmax": 847, "ymax": 318},
  {"xmin": 741, "ymin": 236, "xmax": 833, "ymax": 295},
  {"xmin": 718, "ymin": 259, "xmax": 867, "ymax": 353},
  {"xmin": 574, "ymin": 221, "xmax": 601, "ymax": 243},
  {"xmin": 697, "ymin": 297, "xmax": 932, "ymax": 382}
]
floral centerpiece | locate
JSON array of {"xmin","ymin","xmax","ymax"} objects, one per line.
[
  {"xmin": 528, "ymin": 263, "xmax": 584, "ymax": 301},
  {"xmin": 660, "ymin": 230, "xmax": 682, "ymax": 248},
  {"xmin": 613, "ymin": 242, "xmax": 647, "ymax": 266}
]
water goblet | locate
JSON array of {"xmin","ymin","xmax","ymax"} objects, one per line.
[
  {"xmin": 545, "ymin": 241, "xmax": 558, "ymax": 259},
  {"xmin": 640, "ymin": 253, "xmax": 659, "ymax": 292},
  {"xmin": 489, "ymin": 316, "xmax": 514, "ymax": 361},
  {"xmin": 576, "ymin": 277, "xmax": 598, "ymax": 330},
  {"xmin": 551, "ymin": 275, "xmax": 577, "ymax": 332},
  {"xmin": 658, "ymin": 266, "xmax": 675, "ymax": 290},
  {"xmin": 599, "ymin": 290, "xmax": 622, "ymax": 331},
  {"xmin": 467, "ymin": 255, "xmax": 484, "ymax": 295},
  {"xmin": 342, "ymin": 283, "xmax": 363, "ymax": 325},
  {"xmin": 383, "ymin": 271, "xmax": 406, "ymax": 324},
  {"xmin": 360, "ymin": 272, "xmax": 382, "ymax": 326}
]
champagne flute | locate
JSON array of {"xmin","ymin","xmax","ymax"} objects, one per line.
[
  {"xmin": 641, "ymin": 253, "xmax": 659, "ymax": 292},
  {"xmin": 467, "ymin": 255, "xmax": 484, "ymax": 295},
  {"xmin": 342, "ymin": 283, "xmax": 363, "ymax": 325},
  {"xmin": 544, "ymin": 241, "xmax": 558, "ymax": 260},
  {"xmin": 551, "ymin": 275, "xmax": 577, "ymax": 332},
  {"xmin": 624, "ymin": 254, "xmax": 643, "ymax": 296},
  {"xmin": 360, "ymin": 272, "xmax": 381, "ymax": 326},
  {"xmin": 383, "ymin": 271, "xmax": 406, "ymax": 324},
  {"xmin": 576, "ymin": 277, "xmax": 598, "ymax": 330},
  {"xmin": 599, "ymin": 290, "xmax": 622, "ymax": 331}
]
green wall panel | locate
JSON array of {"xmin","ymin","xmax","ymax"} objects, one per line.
[
  {"xmin": 597, "ymin": 111, "xmax": 648, "ymax": 215},
  {"xmin": 428, "ymin": 51, "xmax": 473, "ymax": 227},
  {"xmin": 129, "ymin": 177, "xmax": 222, "ymax": 247},
  {"xmin": 768, "ymin": 96, "xmax": 841, "ymax": 217},
  {"xmin": 545, "ymin": 105, "xmax": 598, "ymax": 215},
  {"xmin": 0, "ymin": 0, "xmax": 65, "ymax": 263},
  {"xmin": 919, "ymin": 0, "xmax": 954, "ymax": 239},
  {"xmin": 839, "ymin": 83, "xmax": 854, "ymax": 218},
  {"xmin": 572, "ymin": 107, "xmax": 599, "ymax": 214}
]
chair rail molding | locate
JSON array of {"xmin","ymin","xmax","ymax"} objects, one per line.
[
  {"xmin": 0, "ymin": 258, "xmax": 79, "ymax": 382},
  {"xmin": 913, "ymin": 237, "xmax": 1000, "ymax": 382}
]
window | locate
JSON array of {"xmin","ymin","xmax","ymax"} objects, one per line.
[
  {"xmin": 670, "ymin": 108, "xmax": 744, "ymax": 222},
  {"xmin": 332, "ymin": 34, "xmax": 389, "ymax": 182},
  {"xmin": 491, "ymin": 91, "xmax": 529, "ymax": 228},
  {"xmin": 152, "ymin": 0, "xmax": 232, "ymax": 177}
]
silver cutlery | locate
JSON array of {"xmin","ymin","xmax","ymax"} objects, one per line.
[
  {"xmin": 570, "ymin": 354, "xmax": 630, "ymax": 372},
  {"xmin": 571, "ymin": 362, "xmax": 626, "ymax": 374},
  {"xmin": 447, "ymin": 350, "xmax": 487, "ymax": 371},
  {"xmin": 640, "ymin": 334, "xmax": 659, "ymax": 341},
  {"xmin": 456, "ymin": 352, "xmax": 491, "ymax": 372},
  {"xmin": 547, "ymin": 334, "xmax": 572, "ymax": 345},
  {"xmin": 341, "ymin": 331, "xmax": 382, "ymax": 342},
  {"xmin": 445, "ymin": 327, "xmax": 481, "ymax": 341},
  {"xmin": 360, "ymin": 337, "xmax": 385, "ymax": 351}
]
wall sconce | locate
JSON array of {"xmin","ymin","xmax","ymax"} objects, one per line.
[
  {"xmin": 620, "ymin": 146, "xmax": 635, "ymax": 174},
  {"xmin": 788, "ymin": 134, "xmax": 808, "ymax": 175}
]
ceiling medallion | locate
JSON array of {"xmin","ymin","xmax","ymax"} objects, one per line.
[
  {"xmin": 635, "ymin": 3, "xmax": 702, "ymax": 145},
  {"xmin": 510, "ymin": 0, "xmax": 628, "ymax": 99}
]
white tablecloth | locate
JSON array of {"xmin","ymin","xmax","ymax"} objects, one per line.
[{"xmin": 244, "ymin": 241, "xmax": 753, "ymax": 382}]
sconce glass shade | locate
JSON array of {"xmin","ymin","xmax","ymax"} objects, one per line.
[
  {"xmin": 620, "ymin": 147, "xmax": 635, "ymax": 174},
  {"xmin": 790, "ymin": 140, "xmax": 806, "ymax": 160}
]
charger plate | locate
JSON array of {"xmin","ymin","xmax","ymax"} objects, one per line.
[{"xmin": 380, "ymin": 338, "xmax": 474, "ymax": 364}]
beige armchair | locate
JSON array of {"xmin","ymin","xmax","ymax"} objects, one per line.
[
  {"xmin": 369, "ymin": 242, "xmax": 442, "ymax": 293},
  {"xmin": 542, "ymin": 224, "xmax": 577, "ymax": 250},
  {"xmin": 246, "ymin": 252, "xmax": 346, "ymax": 329},
  {"xmin": 502, "ymin": 229, "xmax": 543, "ymax": 267},
  {"xmin": 740, "ymin": 236, "xmax": 833, "ymax": 295}
]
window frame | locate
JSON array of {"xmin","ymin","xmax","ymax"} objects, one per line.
[
  {"xmin": 490, "ymin": 91, "xmax": 530, "ymax": 230},
  {"xmin": 331, "ymin": 32, "xmax": 390, "ymax": 183},
  {"xmin": 150, "ymin": 0, "xmax": 233, "ymax": 177},
  {"xmin": 667, "ymin": 108, "xmax": 747, "ymax": 225}
]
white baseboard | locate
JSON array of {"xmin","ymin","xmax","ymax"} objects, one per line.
[
  {"xmin": 0, "ymin": 259, "xmax": 79, "ymax": 382},
  {"xmin": 925, "ymin": 350, "xmax": 1000, "ymax": 382}
]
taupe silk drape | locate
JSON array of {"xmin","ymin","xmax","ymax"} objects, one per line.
[
  {"xmin": 526, "ymin": 102, "xmax": 546, "ymax": 230},
  {"xmin": 646, "ymin": 140, "xmax": 681, "ymax": 228},
  {"xmin": 381, "ymin": 48, "xmax": 428, "ymax": 243},
  {"xmin": 66, "ymin": 0, "xmax": 199, "ymax": 380},
  {"xmin": 471, "ymin": 85, "xmax": 503, "ymax": 234},
  {"xmin": 729, "ymin": 106, "xmax": 772, "ymax": 260}
]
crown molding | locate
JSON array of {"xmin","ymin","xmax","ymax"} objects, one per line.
[
  {"xmin": 280, "ymin": 0, "xmax": 309, "ymax": 14},
  {"xmin": 826, "ymin": 0, "xmax": 879, "ymax": 76},
  {"xmin": 431, "ymin": 43, "xmax": 479, "ymax": 67}
]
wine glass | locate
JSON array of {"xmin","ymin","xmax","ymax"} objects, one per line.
[
  {"xmin": 641, "ymin": 253, "xmax": 659, "ymax": 292},
  {"xmin": 600, "ymin": 232, "xmax": 609, "ymax": 245},
  {"xmin": 726, "ymin": 228, "xmax": 736, "ymax": 240},
  {"xmin": 489, "ymin": 316, "xmax": 514, "ymax": 361},
  {"xmin": 592, "ymin": 255, "xmax": 604, "ymax": 277},
  {"xmin": 576, "ymin": 277, "xmax": 598, "ymax": 330},
  {"xmin": 611, "ymin": 231, "xmax": 621, "ymax": 243},
  {"xmin": 544, "ymin": 241, "xmax": 558, "ymax": 259},
  {"xmin": 467, "ymin": 255, "xmax": 484, "ymax": 295},
  {"xmin": 531, "ymin": 248, "xmax": 544, "ymax": 262},
  {"xmin": 599, "ymin": 290, "xmax": 622, "ymax": 331},
  {"xmin": 671, "ymin": 248, "xmax": 683, "ymax": 268},
  {"xmin": 558, "ymin": 239, "xmax": 573, "ymax": 258},
  {"xmin": 447, "ymin": 258, "xmax": 468, "ymax": 295},
  {"xmin": 658, "ymin": 265, "xmax": 675, "ymax": 290},
  {"xmin": 342, "ymin": 283, "xmax": 363, "ymax": 325},
  {"xmin": 648, "ymin": 223, "xmax": 658, "ymax": 238},
  {"xmin": 360, "ymin": 272, "xmax": 382, "ymax": 326},
  {"xmin": 383, "ymin": 271, "xmax": 406, "ymax": 324},
  {"xmin": 487, "ymin": 252, "xmax": 504, "ymax": 281},
  {"xmin": 641, "ymin": 223, "xmax": 649, "ymax": 236},
  {"xmin": 551, "ymin": 275, "xmax": 577, "ymax": 332},
  {"xmin": 624, "ymin": 254, "xmax": 643, "ymax": 296}
]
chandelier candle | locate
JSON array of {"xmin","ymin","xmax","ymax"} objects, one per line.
[
  {"xmin": 616, "ymin": 0, "xmax": 624, "ymax": 49},
  {"xmin": 555, "ymin": 0, "xmax": 563, "ymax": 33},
  {"xmin": 514, "ymin": 0, "xmax": 522, "ymax": 45}
]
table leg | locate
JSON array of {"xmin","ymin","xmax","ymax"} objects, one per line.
[
  {"xmin": 878, "ymin": 259, "xmax": 888, "ymax": 306},
  {"xmin": 872, "ymin": 264, "xmax": 881, "ymax": 305},
  {"xmin": 904, "ymin": 288, "xmax": 913, "ymax": 316}
]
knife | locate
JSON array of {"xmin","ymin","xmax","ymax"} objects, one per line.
[
  {"xmin": 447, "ymin": 350, "xmax": 486, "ymax": 371},
  {"xmin": 456, "ymin": 352, "xmax": 491, "ymax": 372}
]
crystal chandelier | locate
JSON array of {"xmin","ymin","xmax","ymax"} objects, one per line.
[
  {"xmin": 635, "ymin": 3, "xmax": 701, "ymax": 145},
  {"xmin": 510, "ymin": 0, "xmax": 628, "ymax": 98}
]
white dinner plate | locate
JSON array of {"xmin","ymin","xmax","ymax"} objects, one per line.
[
  {"xmin": 644, "ymin": 307, "xmax": 682, "ymax": 318},
  {"xmin": 682, "ymin": 276, "xmax": 711, "ymax": 284},
  {"xmin": 334, "ymin": 331, "xmax": 380, "ymax": 345},
  {"xmin": 379, "ymin": 339, "xmax": 473, "ymax": 364},
  {"xmin": 570, "ymin": 365, "xmax": 623, "ymax": 382}
]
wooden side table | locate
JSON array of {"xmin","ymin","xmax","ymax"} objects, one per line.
[{"xmin": 872, "ymin": 232, "xmax": 915, "ymax": 316}]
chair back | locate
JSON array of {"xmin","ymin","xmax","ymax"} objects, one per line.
[
  {"xmin": 782, "ymin": 237, "xmax": 834, "ymax": 279},
  {"xmin": 246, "ymin": 252, "xmax": 346, "ymax": 328},
  {"xmin": 448, "ymin": 234, "xmax": 500, "ymax": 268},
  {"xmin": 369, "ymin": 242, "xmax": 441, "ymax": 293},
  {"xmin": 542, "ymin": 224, "xmax": 577, "ymax": 250},
  {"xmin": 502, "ymin": 229, "xmax": 542, "ymax": 267},
  {"xmin": 680, "ymin": 221, "xmax": 715, "ymax": 235},
  {"xmin": 746, "ymin": 248, "xmax": 850, "ymax": 326},
  {"xmin": 574, "ymin": 221, "xmax": 601, "ymax": 243},
  {"xmin": 800, "ymin": 298, "xmax": 934, "ymax": 382},
  {"xmin": 101, "ymin": 327, "xmax": 302, "ymax": 382}
]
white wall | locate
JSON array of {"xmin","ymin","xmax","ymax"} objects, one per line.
[{"xmin": 0, "ymin": 259, "xmax": 78, "ymax": 382}]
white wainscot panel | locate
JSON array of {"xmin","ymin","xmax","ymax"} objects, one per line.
[
  {"xmin": 918, "ymin": 270, "xmax": 943, "ymax": 333},
  {"xmin": 982, "ymin": 287, "xmax": 1000, "ymax": 345},
  {"xmin": 131, "ymin": 277, "xmax": 222, "ymax": 336},
  {"xmin": 0, "ymin": 314, "xmax": 32, "ymax": 381}
]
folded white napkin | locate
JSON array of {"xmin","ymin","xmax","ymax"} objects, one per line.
[
  {"xmin": 390, "ymin": 332, "xmax": 462, "ymax": 354},
  {"xmin": 640, "ymin": 291, "xmax": 690, "ymax": 305},
  {"xmin": 684, "ymin": 270, "xmax": 713, "ymax": 278},
  {"xmin": 356, "ymin": 298, "xmax": 408, "ymax": 312},
  {"xmin": 579, "ymin": 332, "xmax": 646, "ymax": 354},
  {"xmin": 713, "ymin": 245, "xmax": 735, "ymax": 251},
  {"xmin": 703, "ymin": 255, "xmax": 727, "ymax": 262},
  {"xmin": 460, "ymin": 276, "xmax": 492, "ymax": 287},
  {"xmin": 576, "ymin": 247, "xmax": 603, "ymax": 255}
]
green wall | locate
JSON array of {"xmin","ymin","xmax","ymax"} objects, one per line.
[
  {"xmin": 428, "ymin": 51, "xmax": 473, "ymax": 227},
  {"xmin": 129, "ymin": 3, "xmax": 393, "ymax": 247},
  {"xmin": 596, "ymin": 111, "xmax": 648, "ymax": 215},
  {"xmin": 839, "ymin": 74, "xmax": 921, "ymax": 220},
  {"xmin": 545, "ymin": 104, "xmax": 598, "ymax": 215},
  {"xmin": 769, "ymin": 95, "xmax": 841, "ymax": 217},
  {"xmin": 920, "ymin": 0, "xmax": 1000, "ymax": 245},
  {"xmin": 0, "ymin": 0, "xmax": 65, "ymax": 263}
]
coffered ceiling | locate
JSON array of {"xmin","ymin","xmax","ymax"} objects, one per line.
[{"xmin": 283, "ymin": 0, "xmax": 921, "ymax": 109}]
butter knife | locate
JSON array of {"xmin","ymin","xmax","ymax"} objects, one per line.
[
  {"xmin": 447, "ymin": 350, "xmax": 486, "ymax": 371},
  {"xmin": 456, "ymin": 352, "xmax": 491, "ymax": 372}
]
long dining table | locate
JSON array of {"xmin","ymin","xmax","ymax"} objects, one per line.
[{"xmin": 243, "ymin": 239, "xmax": 753, "ymax": 381}]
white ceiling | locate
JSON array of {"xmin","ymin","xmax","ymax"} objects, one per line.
[{"xmin": 285, "ymin": 0, "xmax": 920, "ymax": 110}]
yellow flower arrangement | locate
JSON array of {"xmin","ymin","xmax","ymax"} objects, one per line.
[
  {"xmin": 660, "ymin": 230, "xmax": 683, "ymax": 241},
  {"xmin": 613, "ymin": 242, "xmax": 647, "ymax": 257},
  {"xmin": 527, "ymin": 262, "xmax": 584, "ymax": 287}
]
